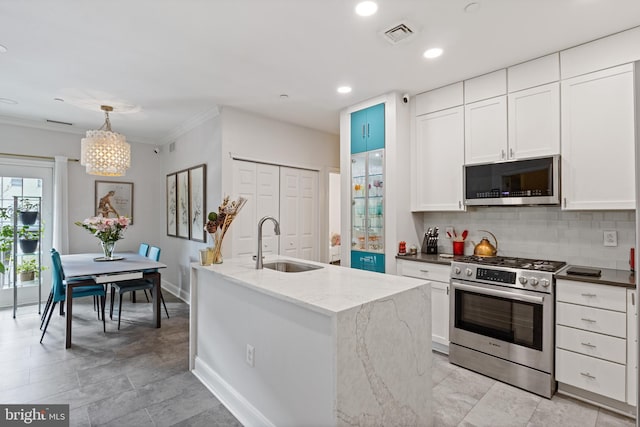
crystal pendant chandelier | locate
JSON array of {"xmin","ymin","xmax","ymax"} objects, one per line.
[{"xmin": 80, "ymin": 105, "xmax": 131, "ymax": 176}]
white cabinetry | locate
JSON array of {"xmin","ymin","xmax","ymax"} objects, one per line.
[
  {"xmin": 397, "ymin": 259, "xmax": 450, "ymax": 353},
  {"xmin": 560, "ymin": 64, "xmax": 635, "ymax": 210},
  {"xmin": 413, "ymin": 107, "xmax": 464, "ymax": 211},
  {"xmin": 464, "ymin": 96, "xmax": 508, "ymax": 165},
  {"xmin": 556, "ymin": 279, "xmax": 629, "ymax": 403},
  {"xmin": 507, "ymin": 83, "xmax": 560, "ymax": 159},
  {"xmin": 628, "ymin": 288, "xmax": 637, "ymax": 406}
]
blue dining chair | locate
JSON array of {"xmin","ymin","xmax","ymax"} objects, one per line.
[
  {"xmin": 109, "ymin": 245, "xmax": 169, "ymax": 330},
  {"xmin": 40, "ymin": 249, "xmax": 106, "ymax": 343}
]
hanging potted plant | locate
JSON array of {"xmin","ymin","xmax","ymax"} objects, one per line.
[
  {"xmin": 17, "ymin": 198, "xmax": 39, "ymax": 226},
  {"xmin": 18, "ymin": 226, "xmax": 40, "ymax": 254},
  {"xmin": 16, "ymin": 258, "xmax": 45, "ymax": 282}
]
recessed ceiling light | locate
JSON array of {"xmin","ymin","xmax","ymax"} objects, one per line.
[
  {"xmin": 355, "ymin": 1, "xmax": 378, "ymax": 17},
  {"xmin": 0, "ymin": 98, "xmax": 18, "ymax": 105},
  {"xmin": 464, "ymin": 2, "xmax": 481, "ymax": 13},
  {"xmin": 337, "ymin": 86, "xmax": 352, "ymax": 94},
  {"xmin": 423, "ymin": 48, "xmax": 444, "ymax": 59},
  {"xmin": 0, "ymin": 44, "xmax": 7, "ymax": 54}
]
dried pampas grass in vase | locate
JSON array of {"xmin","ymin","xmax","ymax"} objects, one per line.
[{"xmin": 204, "ymin": 195, "xmax": 247, "ymax": 264}]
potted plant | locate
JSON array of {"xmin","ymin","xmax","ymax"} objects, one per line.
[
  {"xmin": 18, "ymin": 226, "xmax": 40, "ymax": 254},
  {"xmin": 0, "ymin": 208, "xmax": 11, "ymax": 274},
  {"xmin": 16, "ymin": 258, "xmax": 45, "ymax": 282},
  {"xmin": 17, "ymin": 198, "xmax": 39, "ymax": 226}
]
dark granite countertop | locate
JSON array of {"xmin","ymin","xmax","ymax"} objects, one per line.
[
  {"xmin": 556, "ymin": 265, "xmax": 636, "ymax": 289},
  {"xmin": 395, "ymin": 253, "xmax": 460, "ymax": 265}
]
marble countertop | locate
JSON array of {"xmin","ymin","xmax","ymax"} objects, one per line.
[
  {"xmin": 192, "ymin": 256, "xmax": 428, "ymax": 315},
  {"xmin": 556, "ymin": 265, "xmax": 635, "ymax": 289}
]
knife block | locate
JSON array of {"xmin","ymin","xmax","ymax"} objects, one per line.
[{"xmin": 421, "ymin": 234, "xmax": 438, "ymax": 254}]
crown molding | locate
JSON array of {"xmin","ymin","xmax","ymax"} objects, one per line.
[{"xmin": 160, "ymin": 106, "xmax": 221, "ymax": 145}]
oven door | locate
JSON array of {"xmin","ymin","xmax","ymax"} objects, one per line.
[{"xmin": 449, "ymin": 279, "xmax": 554, "ymax": 373}]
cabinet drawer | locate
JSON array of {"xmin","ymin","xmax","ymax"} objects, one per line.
[
  {"xmin": 556, "ymin": 279, "xmax": 626, "ymax": 312},
  {"xmin": 397, "ymin": 260, "xmax": 450, "ymax": 282},
  {"xmin": 556, "ymin": 325, "xmax": 626, "ymax": 364},
  {"xmin": 556, "ymin": 302, "xmax": 626, "ymax": 338},
  {"xmin": 556, "ymin": 348, "xmax": 626, "ymax": 402}
]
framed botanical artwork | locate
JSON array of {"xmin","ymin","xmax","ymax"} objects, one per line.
[
  {"xmin": 176, "ymin": 170, "xmax": 189, "ymax": 239},
  {"xmin": 166, "ymin": 173, "xmax": 177, "ymax": 236},
  {"xmin": 95, "ymin": 181, "xmax": 134, "ymax": 223},
  {"xmin": 188, "ymin": 164, "xmax": 206, "ymax": 242}
]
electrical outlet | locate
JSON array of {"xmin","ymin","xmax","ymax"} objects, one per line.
[
  {"xmin": 603, "ymin": 230, "xmax": 618, "ymax": 247},
  {"xmin": 246, "ymin": 344, "xmax": 255, "ymax": 367},
  {"xmin": 445, "ymin": 226, "xmax": 454, "ymax": 239}
]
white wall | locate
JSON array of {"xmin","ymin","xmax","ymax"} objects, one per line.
[{"xmin": 0, "ymin": 110, "xmax": 340, "ymax": 302}]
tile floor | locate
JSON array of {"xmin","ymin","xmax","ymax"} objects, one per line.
[{"xmin": 0, "ymin": 292, "xmax": 636, "ymax": 427}]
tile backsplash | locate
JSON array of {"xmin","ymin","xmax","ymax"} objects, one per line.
[{"xmin": 422, "ymin": 207, "xmax": 636, "ymax": 271}]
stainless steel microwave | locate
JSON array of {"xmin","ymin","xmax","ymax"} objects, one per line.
[{"xmin": 464, "ymin": 155, "xmax": 560, "ymax": 206}]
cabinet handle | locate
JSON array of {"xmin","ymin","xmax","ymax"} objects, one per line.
[
  {"xmin": 501, "ymin": 149, "xmax": 505, "ymax": 160},
  {"xmin": 563, "ymin": 198, "xmax": 567, "ymax": 208},
  {"xmin": 580, "ymin": 372, "xmax": 596, "ymax": 379},
  {"xmin": 419, "ymin": 269, "xmax": 429, "ymax": 273},
  {"xmin": 509, "ymin": 148, "xmax": 514, "ymax": 159},
  {"xmin": 367, "ymin": 123, "xmax": 370, "ymax": 138},
  {"xmin": 581, "ymin": 318, "xmax": 596, "ymax": 323},
  {"xmin": 458, "ymin": 200, "xmax": 462, "ymax": 209},
  {"xmin": 580, "ymin": 342, "xmax": 597, "ymax": 348},
  {"xmin": 446, "ymin": 286, "xmax": 449, "ymax": 295},
  {"xmin": 633, "ymin": 292, "xmax": 635, "ymax": 306},
  {"xmin": 581, "ymin": 293, "xmax": 597, "ymax": 297},
  {"xmin": 362, "ymin": 124, "xmax": 365, "ymax": 138}
]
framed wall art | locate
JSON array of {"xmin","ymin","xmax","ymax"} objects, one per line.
[
  {"xmin": 166, "ymin": 173, "xmax": 177, "ymax": 236},
  {"xmin": 188, "ymin": 164, "xmax": 207, "ymax": 242},
  {"xmin": 176, "ymin": 170, "xmax": 190, "ymax": 239},
  {"xmin": 95, "ymin": 181, "xmax": 134, "ymax": 223}
]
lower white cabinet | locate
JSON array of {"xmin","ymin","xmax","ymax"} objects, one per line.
[
  {"xmin": 556, "ymin": 279, "xmax": 634, "ymax": 405},
  {"xmin": 628, "ymin": 288, "xmax": 637, "ymax": 406},
  {"xmin": 397, "ymin": 259, "xmax": 450, "ymax": 353}
]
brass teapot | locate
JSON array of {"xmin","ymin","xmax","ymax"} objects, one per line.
[{"xmin": 473, "ymin": 230, "xmax": 498, "ymax": 257}]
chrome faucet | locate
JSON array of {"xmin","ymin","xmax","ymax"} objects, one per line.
[{"xmin": 255, "ymin": 216, "xmax": 280, "ymax": 269}]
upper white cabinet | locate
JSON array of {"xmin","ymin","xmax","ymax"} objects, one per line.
[
  {"xmin": 415, "ymin": 82, "xmax": 463, "ymax": 116},
  {"xmin": 507, "ymin": 82, "xmax": 560, "ymax": 159},
  {"xmin": 414, "ymin": 106, "xmax": 465, "ymax": 211},
  {"xmin": 561, "ymin": 64, "xmax": 635, "ymax": 210},
  {"xmin": 508, "ymin": 53, "xmax": 559, "ymax": 92},
  {"xmin": 464, "ymin": 96, "xmax": 508, "ymax": 164},
  {"xmin": 561, "ymin": 26, "xmax": 640, "ymax": 79},
  {"xmin": 464, "ymin": 69, "xmax": 507, "ymax": 103}
]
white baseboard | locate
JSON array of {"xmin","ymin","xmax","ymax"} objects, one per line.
[
  {"xmin": 161, "ymin": 280, "xmax": 190, "ymax": 304},
  {"xmin": 192, "ymin": 356, "xmax": 274, "ymax": 427}
]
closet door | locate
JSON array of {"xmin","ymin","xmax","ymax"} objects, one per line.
[
  {"xmin": 279, "ymin": 167, "xmax": 318, "ymax": 261},
  {"xmin": 231, "ymin": 161, "xmax": 280, "ymax": 259}
]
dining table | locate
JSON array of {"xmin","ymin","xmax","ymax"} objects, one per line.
[{"xmin": 60, "ymin": 252, "xmax": 167, "ymax": 348}]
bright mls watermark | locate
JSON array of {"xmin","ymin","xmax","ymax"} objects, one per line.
[{"xmin": 1, "ymin": 405, "xmax": 69, "ymax": 426}]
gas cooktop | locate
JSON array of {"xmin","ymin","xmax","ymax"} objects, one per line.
[{"xmin": 456, "ymin": 255, "xmax": 566, "ymax": 273}]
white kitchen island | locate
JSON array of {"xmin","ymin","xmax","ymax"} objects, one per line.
[{"xmin": 189, "ymin": 256, "xmax": 432, "ymax": 427}]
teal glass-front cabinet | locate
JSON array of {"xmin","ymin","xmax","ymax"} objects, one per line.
[
  {"xmin": 350, "ymin": 148, "xmax": 385, "ymax": 273},
  {"xmin": 350, "ymin": 103, "xmax": 385, "ymax": 154}
]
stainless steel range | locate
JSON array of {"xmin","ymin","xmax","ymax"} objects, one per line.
[{"xmin": 449, "ymin": 255, "xmax": 566, "ymax": 398}]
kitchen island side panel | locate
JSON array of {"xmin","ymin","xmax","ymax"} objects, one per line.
[
  {"xmin": 336, "ymin": 286, "xmax": 433, "ymax": 426},
  {"xmin": 194, "ymin": 270, "xmax": 335, "ymax": 427}
]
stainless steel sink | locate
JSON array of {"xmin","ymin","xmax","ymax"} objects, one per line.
[{"xmin": 263, "ymin": 261, "xmax": 323, "ymax": 273}]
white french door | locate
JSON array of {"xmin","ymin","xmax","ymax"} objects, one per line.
[{"xmin": 0, "ymin": 158, "xmax": 53, "ymax": 310}]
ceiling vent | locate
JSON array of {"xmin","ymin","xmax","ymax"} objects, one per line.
[
  {"xmin": 46, "ymin": 119, "xmax": 73, "ymax": 126},
  {"xmin": 382, "ymin": 22, "xmax": 416, "ymax": 45}
]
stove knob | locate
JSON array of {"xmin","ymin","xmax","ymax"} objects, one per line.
[
  {"xmin": 465, "ymin": 268, "xmax": 473, "ymax": 277},
  {"xmin": 530, "ymin": 278, "xmax": 539, "ymax": 286},
  {"xmin": 519, "ymin": 277, "xmax": 528, "ymax": 285},
  {"xmin": 454, "ymin": 266, "xmax": 461, "ymax": 275},
  {"xmin": 540, "ymin": 278, "xmax": 550, "ymax": 288}
]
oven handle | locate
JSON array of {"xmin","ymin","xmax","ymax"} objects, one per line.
[{"xmin": 452, "ymin": 282, "xmax": 545, "ymax": 305}]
